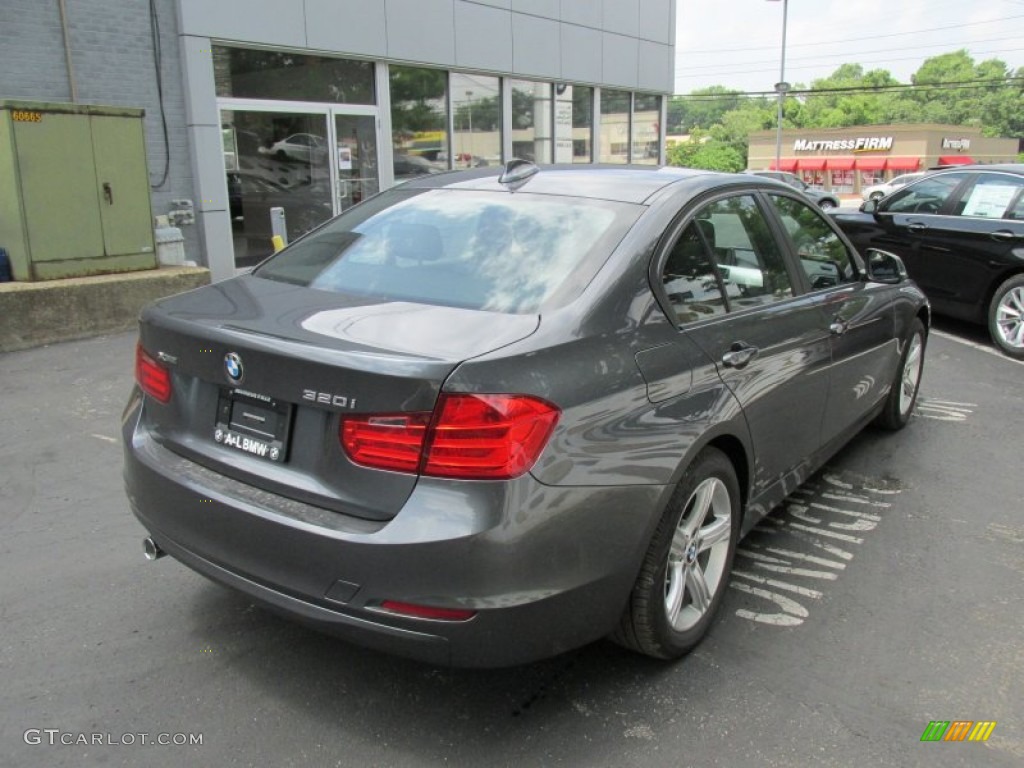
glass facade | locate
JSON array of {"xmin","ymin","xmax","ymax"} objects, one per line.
[
  {"xmin": 215, "ymin": 46, "xmax": 667, "ymax": 270},
  {"xmin": 569, "ymin": 86, "xmax": 593, "ymax": 163},
  {"xmin": 389, "ymin": 65, "xmax": 449, "ymax": 181},
  {"xmin": 451, "ymin": 73, "xmax": 501, "ymax": 168},
  {"xmin": 213, "ymin": 47, "xmax": 375, "ymax": 105},
  {"xmin": 509, "ymin": 79, "xmax": 553, "ymax": 164},
  {"xmin": 600, "ymin": 89, "xmax": 631, "ymax": 164},
  {"xmin": 632, "ymin": 94, "xmax": 661, "ymax": 165}
]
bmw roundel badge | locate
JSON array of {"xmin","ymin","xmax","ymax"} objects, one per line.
[{"xmin": 224, "ymin": 352, "xmax": 244, "ymax": 383}]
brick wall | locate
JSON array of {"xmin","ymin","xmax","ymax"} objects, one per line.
[{"xmin": 0, "ymin": 0, "xmax": 199, "ymax": 261}]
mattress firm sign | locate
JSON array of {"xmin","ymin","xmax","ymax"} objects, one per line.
[
  {"xmin": 942, "ymin": 137, "xmax": 971, "ymax": 150},
  {"xmin": 793, "ymin": 137, "xmax": 894, "ymax": 152}
]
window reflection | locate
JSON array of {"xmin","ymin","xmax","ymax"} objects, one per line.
[
  {"xmin": 632, "ymin": 94, "xmax": 660, "ymax": 165},
  {"xmin": 221, "ymin": 109, "xmax": 334, "ymax": 269},
  {"xmin": 389, "ymin": 65, "xmax": 449, "ymax": 181},
  {"xmin": 509, "ymin": 80, "xmax": 552, "ymax": 164},
  {"xmin": 600, "ymin": 89, "xmax": 630, "ymax": 164},
  {"xmin": 451, "ymin": 74, "xmax": 501, "ymax": 168},
  {"xmin": 213, "ymin": 47, "xmax": 375, "ymax": 105}
]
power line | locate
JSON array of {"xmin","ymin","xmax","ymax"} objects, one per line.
[
  {"xmin": 674, "ymin": 35, "xmax": 1024, "ymax": 73},
  {"xmin": 680, "ymin": 13, "xmax": 1024, "ymax": 54},
  {"xmin": 672, "ymin": 77, "xmax": 1024, "ymax": 101},
  {"xmin": 675, "ymin": 47, "xmax": 1024, "ymax": 78}
]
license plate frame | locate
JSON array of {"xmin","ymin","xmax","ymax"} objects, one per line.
[{"xmin": 214, "ymin": 388, "xmax": 293, "ymax": 463}]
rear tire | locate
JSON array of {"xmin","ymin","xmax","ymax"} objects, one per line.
[
  {"xmin": 818, "ymin": 198, "xmax": 838, "ymax": 211},
  {"xmin": 611, "ymin": 447, "xmax": 740, "ymax": 660},
  {"xmin": 875, "ymin": 318, "xmax": 926, "ymax": 430},
  {"xmin": 988, "ymin": 274, "xmax": 1024, "ymax": 360}
]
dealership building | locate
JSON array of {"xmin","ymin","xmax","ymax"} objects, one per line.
[
  {"xmin": 748, "ymin": 124, "xmax": 1020, "ymax": 197},
  {"xmin": 0, "ymin": 0, "xmax": 675, "ymax": 282}
]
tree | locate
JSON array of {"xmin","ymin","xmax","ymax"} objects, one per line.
[
  {"xmin": 668, "ymin": 86, "xmax": 744, "ymax": 133},
  {"xmin": 667, "ymin": 131, "xmax": 745, "ymax": 172}
]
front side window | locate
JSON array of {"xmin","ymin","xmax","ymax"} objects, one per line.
[
  {"xmin": 770, "ymin": 194, "xmax": 858, "ymax": 290},
  {"xmin": 884, "ymin": 173, "xmax": 967, "ymax": 214},
  {"xmin": 254, "ymin": 189, "xmax": 640, "ymax": 313}
]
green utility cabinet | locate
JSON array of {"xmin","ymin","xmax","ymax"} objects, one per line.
[{"xmin": 0, "ymin": 100, "xmax": 156, "ymax": 281}]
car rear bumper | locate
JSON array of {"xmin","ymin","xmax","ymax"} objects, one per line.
[{"xmin": 123, "ymin": 399, "xmax": 667, "ymax": 667}]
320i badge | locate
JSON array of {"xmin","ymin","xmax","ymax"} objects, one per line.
[{"xmin": 123, "ymin": 162, "xmax": 929, "ymax": 667}]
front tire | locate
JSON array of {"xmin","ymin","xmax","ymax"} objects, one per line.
[
  {"xmin": 612, "ymin": 447, "xmax": 740, "ymax": 660},
  {"xmin": 875, "ymin": 318, "xmax": 926, "ymax": 430},
  {"xmin": 988, "ymin": 274, "xmax": 1024, "ymax": 360}
]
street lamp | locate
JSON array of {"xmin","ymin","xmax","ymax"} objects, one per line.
[{"xmin": 770, "ymin": 0, "xmax": 789, "ymax": 171}]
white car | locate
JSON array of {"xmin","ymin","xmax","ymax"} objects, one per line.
[
  {"xmin": 861, "ymin": 172, "xmax": 927, "ymax": 201},
  {"xmin": 258, "ymin": 133, "xmax": 327, "ymax": 164}
]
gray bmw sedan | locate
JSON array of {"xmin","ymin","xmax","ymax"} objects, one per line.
[{"xmin": 124, "ymin": 162, "xmax": 929, "ymax": 667}]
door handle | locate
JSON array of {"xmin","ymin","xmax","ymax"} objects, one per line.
[
  {"xmin": 830, "ymin": 319, "xmax": 849, "ymax": 336},
  {"xmin": 906, "ymin": 222, "xmax": 926, "ymax": 232},
  {"xmin": 721, "ymin": 342, "xmax": 759, "ymax": 368},
  {"xmin": 103, "ymin": 182, "xmax": 113, "ymax": 205},
  {"xmin": 989, "ymin": 230, "xmax": 1018, "ymax": 242}
]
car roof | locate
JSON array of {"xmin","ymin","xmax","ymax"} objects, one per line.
[{"xmin": 396, "ymin": 164, "xmax": 728, "ymax": 204}]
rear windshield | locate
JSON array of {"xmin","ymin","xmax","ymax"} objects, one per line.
[{"xmin": 254, "ymin": 188, "xmax": 640, "ymax": 313}]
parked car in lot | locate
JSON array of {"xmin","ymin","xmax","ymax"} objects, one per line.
[
  {"xmin": 747, "ymin": 170, "xmax": 841, "ymax": 210},
  {"xmin": 125, "ymin": 163, "xmax": 929, "ymax": 667},
  {"xmin": 831, "ymin": 165, "xmax": 1024, "ymax": 358},
  {"xmin": 861, "ymin": 171, "xmax": 928, "ymax": 201}
]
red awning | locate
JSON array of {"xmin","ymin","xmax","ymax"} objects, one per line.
[
  {"xmin": 797, "ymin": 158, "xmax": 827, "ymax": 171},
  {"xmin": 886, "ymin": 156, "xmax": 921, "ymax": 170},
  {"xmin": 826, "ymin": 157, "xmax": 856, "ymax": 170},
  {"xmin": 938, "ymin": 155, "xmax": 975, "ymax": 165},
  {"xmin": 854, "ymin": 156, "xmax": 887, "ymax": 171},
  {"xmin": 769, "ymin": 158, "xmax": 798, "ymax": 172}
]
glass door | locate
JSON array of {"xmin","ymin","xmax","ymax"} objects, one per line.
[
  {"xmin": 221, "ymin": 108, "xmax": 334, "ymax": 268},
  {"xmin": 332, "ymin": 113, "xmax": 379, "ymax": 213}
]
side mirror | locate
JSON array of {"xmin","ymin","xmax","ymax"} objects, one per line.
[
  {"xmin": 864, "ymin": 248, "xmax": 907, "ymax": 284},
  {"xmin": 859, "ymin": 199, "xmax": 878, "ymax": 214}
]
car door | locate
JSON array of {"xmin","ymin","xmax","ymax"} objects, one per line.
[
  {"xmin": 905, "ymin": 171, "xmax": 1024, "ymax": 322},
  {"xmin": 655, "ymin": 192, "xmax": 831, "ymax": 496},
  {"xmin": 871, "ymin": 171, "xmax": 972, "ymax": 288},
  {"xmin": 766, "ymin": 193, "xmax": 900, "ymax": 447}
]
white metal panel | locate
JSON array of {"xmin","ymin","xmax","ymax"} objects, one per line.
[
  {"xmin": 512, "ymin": 14, "xmax": 560, "ymax": 79},
  {"xmin": 386, "ymin": 0, "xmax": 457, "ymax": 65},
  {"xmin": 602, "ymin": 32, "xmax": 639, "ymax": 89},
  {"xmin": 305, "ymin": 0, "xmax": 387, "ymax": 56},
  {"xmin": 602, "ymin": 0, "xmax": 639, "ymax": 38},
  {"xmin": 559, "ymin": 23, "xmax": 602, "ymax": 84},
  {"xmin": 638, "ymin": 40, "xmax": 672, "ymax": 93},
  {"xmin": 454, "ymin": 1, "xmax": 513, "ymax": 71},
  {"xmin": 639, "ymin": 0, "xmax": 671, "ymax": 44},
  {"xmin": 177, "ymin": 0, "xmax": 307, "ymax": 47}
]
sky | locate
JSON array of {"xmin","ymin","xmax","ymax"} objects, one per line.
[{"xmin": 673, "ymin": 0, "xmax": 1024, "ymax": 94}]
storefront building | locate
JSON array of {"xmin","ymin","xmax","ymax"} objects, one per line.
[
  {"xmin": 0, "ymin": 0, "xmax": 675, "ymax": 281},
  {"xmin": 180, "ymin": 0, "xmax": 675, "ymax": 278},
  {"xmin": 748, "ymin": 124, "xmax": 1019, "ymax": 197}
]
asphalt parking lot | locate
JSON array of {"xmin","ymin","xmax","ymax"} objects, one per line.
[{"xmin": 2, "ymin": 323, "xmax": 1021, "ymax": 768}]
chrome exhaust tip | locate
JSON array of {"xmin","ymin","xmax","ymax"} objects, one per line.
[{"xmin": 143, "ymin": 537, "xmax": 165, "ymax": 561}]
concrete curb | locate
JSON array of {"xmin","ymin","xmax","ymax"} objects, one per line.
[{"xmin": 0, "ymin": 266, "xmax": 211, "ymax": 353}]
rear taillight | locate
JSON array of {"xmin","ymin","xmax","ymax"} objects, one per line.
[
  {"xmin": 340, "ymin": 413, "xmax": 430, "ymax": 473},
  {"xmin": 340, "ymin": 394, "xmax": 559, "ymax": 480},
  {"xmin": 135, "ymin": 343, "xmax": 171, "ymax": 404}
]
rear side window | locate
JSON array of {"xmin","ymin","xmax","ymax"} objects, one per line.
[
  {"xmin": 956, "ymin": 174, "xmax": 1024, "ymax": 218},
  {"xmin": 659, "ymin": 194, "xmax": 795, "ymax": 324},
  {"xmin": 255, "ymin": 189, "xmax": 639, "ymax": 313}
]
